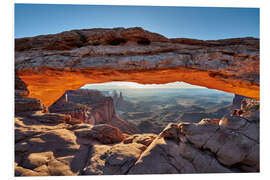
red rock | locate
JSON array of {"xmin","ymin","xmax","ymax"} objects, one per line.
[
  {"xmin": 199, "ymin": 118, "xmax": 220, "ymax": 125},
  {"xmin": 15, "ymin": 27, "xmax": 259, "ymax": 107},
  {"xmin": 73, "ymin": 124, "xmax": 123, "ymax": 144},
  {"xmin": 49, "ymin": 89, "xmax": 139, "ymax": 134},
  {"xmin": 14, "ymin": 27, "xmax": 260, "ymax": 175}
]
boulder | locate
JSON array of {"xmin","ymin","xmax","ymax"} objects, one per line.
[
  {"xmin": 83, "ymin": 143, "xmax": 146, "ymax": 175},
  {"xmin": 73, "ymin": 124, "xmax": 123, "ymax": 144}
]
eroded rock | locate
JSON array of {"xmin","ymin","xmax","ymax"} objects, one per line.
[
  {"xmin": 15, "ymin": 27, "xmax": 259, "ymax": 107},
  {"xmin": 15, "ymin": 99, "xmax": 260, "ymax": 176},
  {"xmin": 128, "ymin": 107, "xmax": 259, "ymax": 174},
  {"xmin": 49, "ymin": 89, "xmax": 139, "ymax": 134},
  {"xmin": 14, "ymin": 27, "xmax": 260, "ymax": 176},
  {"xmin": 83, "ymin": 143, "xmax": 145, "ymax": 175},
  {"xmin": 73, "ymin": 124, "xmax": 123, "ymax": 144}
]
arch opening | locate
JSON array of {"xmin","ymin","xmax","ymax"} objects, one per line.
[{"xmin": 49, "ymin": 81, "xmax": 235, "ymax": 134}]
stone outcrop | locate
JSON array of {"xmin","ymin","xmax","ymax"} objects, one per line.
[
  {"xmin": 128, "ymin": 98, "xmax": 259, "ymax": 174},
  {"xmin": 82, "ymin": 134, "xmax": 157, "ymax": 175},
  {"xmin": 232, "ymin": 94, "xmax": 246, "ymax": 109},
  {"xmin": 15, "ymin": 91, "xmax": 259, "ymax": 175},
  {"xmin": 49, "ymin": 89, "xmax": 139, "ymax": 134},
  {"xmin": 15, "ymin": 27, "xmax": 259, "ymax": 107},
  {"xmin": 49, "ymin": 89, "xmax": 116, "ymax": 124},
  {"xmin": 14, "ymin": 112, "xmax": 154, "ymax": 176},
  {"xmin": 70, "ymin": 124, "xmax": 124, "ymax": 144},
  {"xmin": 15, "ymin": 74, "xmax": 46, "ymax": 114},
  {"xmin": 14, "ymin": 96, "xmax": 128, "ymax": 176}
]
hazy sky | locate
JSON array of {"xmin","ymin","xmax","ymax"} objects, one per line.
[
  {"xmin": 15, "ymin": 4, "xmax": 259, "ymax": 39},
  {"xmin": 82, "ymin": 81, "xmax": 205, "ymax": 89}
]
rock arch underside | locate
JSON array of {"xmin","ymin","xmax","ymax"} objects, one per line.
[
  {"xmin": 15, "ymin": 27, "xmax": 259, "ymax": 107},
  {"xmin": 15, "ymin": 27, "xmax": 260, "ymax": 176}
]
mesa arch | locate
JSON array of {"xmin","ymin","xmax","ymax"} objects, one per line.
[{"xmin": 15, "ymin": 27, "xmax": 259, "ymax": 107}]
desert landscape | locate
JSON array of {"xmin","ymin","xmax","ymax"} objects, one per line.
[
  {"xmin": 14, "ymin": 27, "xmax": 259, "ymax": 175},
  {"xmin": 81, "ymin": 85, "xmax": 234, "ymax": 133}
]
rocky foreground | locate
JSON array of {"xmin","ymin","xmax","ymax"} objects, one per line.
[{"xmin": 15, "ymin": 74, "xmax": 259, "ymax": 176}]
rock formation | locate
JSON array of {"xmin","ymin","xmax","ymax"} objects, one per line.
[
  {"xmin": 232, "ymin": 94, "xmax": 247, "ymax": 109},
  {"xmin": 15, "ymin": 27, "xmax": 259, "ymax": 107},
  {"xmin": 15, "ymin": 89, "xmax": 259, "ymax": 175},
  {"xmin": 49, "ymin": 89, "xmax": 139, "ymax": 134},
  {"xmin": 15, "ymin": 74, "xmax": 46, "ymax": 114},
  {"xmin": 14, "ymin": 27, "xmax": 260, "ymax": 176},
  {"xmin": 127, "ymin": 96, "xmax": 259, "ymax": 174},
  {"xmin": 49, "ymin": 90, "xmax": 116, "ymax": 124}
]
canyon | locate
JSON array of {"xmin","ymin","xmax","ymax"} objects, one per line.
[
  {"xmin": 110, "ymin": 88, "xmax": 234, "ymax": 133},
  {"xmin": 14, "ymin": 27, "xmax": 260, "ymax": 176}
]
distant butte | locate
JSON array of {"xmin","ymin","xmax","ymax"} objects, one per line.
[{"xmin": 15, "ymin": 27, "xmax": 259, "ymax": 107}]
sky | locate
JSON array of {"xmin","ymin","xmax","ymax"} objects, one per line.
[
  {"xmin": 82, "ymin": 81, "xmax": 205, "ymax": 89},
  {"xmin": 14, "ymin": 4, "xmax": 259, "ymax": 90},
  {"xmin": 15, "ymin": 4, "xmax": 259, "ymax": 40}
]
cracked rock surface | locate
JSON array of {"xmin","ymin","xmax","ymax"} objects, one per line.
[
  {"xmin": 128, "ymin": 98, "xmax": 259, "ymax": 174},
  {"xmin": 15, "ymin": 95, "xmax": 259, "ymax": 175}
]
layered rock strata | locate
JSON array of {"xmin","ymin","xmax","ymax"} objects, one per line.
[
  {"xmin": 15, "ymin": 27, "xmax": 259, "ymax": 107},
  {"xmin": 49, "ymin": 89, "xmax": 139, "ymax": 134},
  {"xmin": 15, "ymin": 74, "xmax": 46, "ymax": 114},
  {"xmin": 49, "ymin": 89, "xmax": 116, "ymax": 124}
]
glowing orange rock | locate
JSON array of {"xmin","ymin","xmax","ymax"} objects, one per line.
[{"xmin": 15, "ymin": 27, "xmax": 259, "ymax": 107}]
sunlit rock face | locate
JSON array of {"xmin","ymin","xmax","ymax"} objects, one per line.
[
  {"xmin": 15, "ymin": 74, "xmax": 46, "ymax": 114},
  {"xmin": 49, "ymin": 89, "xmax": 116, "ymax": 124},
  {"xmin": 48, "ymin": 89, "xmax": 139, "ymax": 134},
  {"xmin": 14, "ymin": 55, "xmax": 260, "ymax": 175},
  {"xmin": 15, "ymin": 27, "xmax": 259, "ymax": 107}
]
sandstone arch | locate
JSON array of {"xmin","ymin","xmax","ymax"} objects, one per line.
[{"xmin": 15, "ymin": 27, "xmax": 259, "ymax": 107}]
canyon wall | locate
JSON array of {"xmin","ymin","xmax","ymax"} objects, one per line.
[
  {"xmin": 49, "ymin": 89, "xmax": 139, "ymax": 134},
  {"xmin": 49, "ymin": 89, "xmax": 115, "ymax": 124}
]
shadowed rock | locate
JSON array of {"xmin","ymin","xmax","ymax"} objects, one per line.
[{"xmin": 14, "ymin": 97, "xmax": 260, "ymax": 176}]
